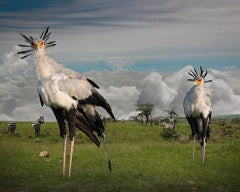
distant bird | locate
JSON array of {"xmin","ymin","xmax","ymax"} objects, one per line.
[
  {"xmin": 17, "ymin": 27, "xmax": 115, "ymax": 178},
  {"xmin": 183, "ymin": 66, "xmax": 212, "ymax": 163},
  {"xmin": 32, "ymin": 116, "xmax": 44, "ymax": 136},
  {"xmin": 162, "ymin": 122, "xmax": 174, "ymax": 131}
]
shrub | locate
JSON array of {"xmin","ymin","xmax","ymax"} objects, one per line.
[
  {"xmin": 231, "ymin": 117, "xmax": 240, "ymax": 124},
  {"xmin": 160, "ymin": 129, "xmax": 179, "ymax": 140}
]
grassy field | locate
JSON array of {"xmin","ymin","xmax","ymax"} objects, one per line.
[{"xmin": 0, "ymin": 120, "xmax": 240, "ymax": 192}]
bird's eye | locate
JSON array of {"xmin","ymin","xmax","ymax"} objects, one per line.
[
  {"xmin": 194, "ymin": 78, "xmax": 202, "ymax": 85},
  {"xmin": 32, "ymin": 42, "xmax": 37, "ymax": 48}
]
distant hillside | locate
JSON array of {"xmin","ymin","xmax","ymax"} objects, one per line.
[
  {"xmin": 213, "ymin": 114, "xmax": 240, "ymax": 119},
  {"xmin": 176, "ymin": 114, "xmax": 240, "ymax": 123}
]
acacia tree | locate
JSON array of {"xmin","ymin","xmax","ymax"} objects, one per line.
[
  {"xmin": 136, "ymin": 103, "xmax": 154, "ymax": 123},
  {"xmin": 165, "ymin": 107, "xmax": 178, "ymax": 119}
]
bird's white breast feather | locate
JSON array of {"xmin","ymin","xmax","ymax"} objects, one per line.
[{"xmin": 183, "ymin": 84, "xmax": 211, "ymax": 118}]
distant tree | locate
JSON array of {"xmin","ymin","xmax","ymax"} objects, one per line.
[
  {"xmin": 136, "ymin": 103, "xmax": 154, "ymax": 124},
  {"xmin": 165, "ymin": 107, "xmax": 178, "ymax": 119},
  {"xmin": 231, "ymin": 117, "xmax": 240, "ymax": 124}
]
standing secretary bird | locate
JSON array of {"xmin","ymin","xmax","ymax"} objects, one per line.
[
  {"xmin": 183, "ymin": 66, "xmax": 212, "ymax": 164},
  {"xmin": 17, "ymin": 27, "xmax": 115, "ymax": 178}
]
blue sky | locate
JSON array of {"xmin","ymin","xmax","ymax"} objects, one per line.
[{"xmin": 1, "ymin": 0, "xmax": 240, "ymax": 73}]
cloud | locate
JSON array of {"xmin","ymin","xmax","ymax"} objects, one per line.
[
  {"xmin": 11, "ymin": 103, "xmax": 55, "ymax": 122},
  {"xmin": 1, "ymin": 47, "xmax": 240, "ymax": 122},
  {"xmin": 137, "ymin": 72, "xmax": 177, "ymax": 113},
  {"xmin": 98, "ymin": 85, "xmax": 140, "ymax": 120},
  {"xmin": 0, "ymin": 46, "xmax": 50, "ymax": 121},
  {"xmin": 106, "ymin": 58, "xmax": 135, "ymax": 70},
  {"xmin": 1, "ymin": 0, "xmax": 240, "ymax": 72},
  {"xmin": 87, "ymin": 65, "xmax": 240, "ymax": 119},
  {"xmin": 208, "ymin": 68, "xmax": 240, "ymax": 115}
]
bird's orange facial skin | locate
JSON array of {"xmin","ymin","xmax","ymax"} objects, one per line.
[
  {"xmin": 38, "ymin": 41, "xmax": 44, "ymax": 49},
  {"xmin": 194, "ymin": 78, "xmax": 202, "ymax": 85},
  {"xmin": 31, "ymin": 41, "xmax": 44, "ymax": 49}
]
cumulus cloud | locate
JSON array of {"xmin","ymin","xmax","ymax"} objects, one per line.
[
  {"xmin": 0, "ymin": 47, "xmax": 55, "ymax": 121},
  {"xmin": 88, "ymin": 65, "xmax": 240, "ymax": 119},
  {"xmin": 137, "ymin": 72, "xmax": 177, "ymax": 114},
  {"xmin": 98, "ymin": 85, "xmax": 140, "ymax": 120},
  {"xmin": 208, "ymin": 68, "xmax": 240, "ymax": 115},
  {"xmin": 1, "ymin": 47, "xmax": 240, "ymax": 121}
]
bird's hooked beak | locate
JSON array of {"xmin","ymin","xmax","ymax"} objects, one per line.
[
  {"xmin": 31, "ymin": 40, "xmax": 44, "ymax": 49},
  {"xmin": 31, "ymin": 40, "xmax": 44, "ymax": 50},
  {"xmin": 194, "ymin": 78, "xmax": 202, "ymax": 85}
]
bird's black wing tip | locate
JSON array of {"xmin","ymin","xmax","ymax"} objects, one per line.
[{"xmin": 87, "ymin": 78, "xmax": 100, "ymax": 89}]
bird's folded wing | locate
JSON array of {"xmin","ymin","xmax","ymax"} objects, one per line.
[
  {"xmin": 62, "ymin": 68, "xmax": 99, "ymax": 88},
  {"xmin": 62, "ymin": 68, "xmax": 85, "ymax": 80},
  {"xmin": 58, "ymin": 79, "xmax": 93, "ymax": 101},
  {"xmin": 57, "ymin": 78, "xmax": 115, "ymax": 120}
]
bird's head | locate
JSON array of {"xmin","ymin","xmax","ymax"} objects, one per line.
[
  {"xmin": 187, "ymin": 66, "xmax": 212, "ymax": 85},
  {"xmin": 17, "ymin": 27, "xmax": 56, "ymax": 59},
  {"xmin": 194, "ymin": 77, "xmax": 203, "ymax": 85}
]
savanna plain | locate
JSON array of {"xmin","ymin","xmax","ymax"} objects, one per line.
[{"xmin": 0, "ymin": 117, "xmax": 240, "ymax": 192}]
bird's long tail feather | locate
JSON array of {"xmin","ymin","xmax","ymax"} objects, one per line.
[
  {"xmin": 75, "ymin": 107, "xmax": 100, "ymax": 146},
  {"xmin": 101, "ymin": 131, "xmax": 112, "ymax": 172}
]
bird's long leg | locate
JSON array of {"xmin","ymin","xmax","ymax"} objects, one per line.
[
  {"xmin": 201, "ymin": 137, "xmax": 206, "ymax": 164},
  {"xmin": 192, "ymin": 135, "xmax": 196, "ymax": 161},
  {"xmin": 65, "ymin": 107, "xmax": 76, "ymax": 178},
  {"xmin": 63, "ymin": 135, "xmax": 67, "ymax": 177},
  {"xmin": 200, "ymin": 131, "xmax": 207, "ymax": 164},
  {"xmin": 68, "ymin": 137, "xmax": 75, "ymax": 178},
  {"xmin": 186, "ymin": 117, "xmax": 197, "ymax": 161},
  {"xmin": 200, "ymin": 114, "xmax": 207, "ymax": 164},
  {"xmin": 52, "ymin": 108, "xmax": 67, "ymax": 177},
  {"xmin": 101, "ymin": 131, "xmax": 112, "ymax": 172}
]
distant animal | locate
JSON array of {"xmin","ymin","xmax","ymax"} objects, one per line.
[
  {"xmin": 5, "ymin": 121, "xmax": 16, "ymax": 135},
  {"xmin": 137, "ymin": 115, "xmax": 147, "ymax": 126},
  {"xmin": 17, "ymin": 27, "xmax": 115, "ymax": 178},
  {"xmin": 162, "ymin": 122, "xmax": 174, "ymax": 130},
  {"xmin": 32, "ymin": 116, "xmax": 45, "ymax": 136},
  {"xmin": 183, "ymin": 66, "xmax": 212, "ymax": 163}
]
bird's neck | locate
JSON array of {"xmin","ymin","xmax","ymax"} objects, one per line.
[
  {"xmin": 34, "ymin": 50, "xmax": 61, "ymax": 81},
  {"xmin": 193, "ymin": 84, "xmax": 205, "ymax": 98}
]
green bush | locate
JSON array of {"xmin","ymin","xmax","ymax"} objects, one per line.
[{"xmin": 160, "ymin": 129, "xmax": 179, "ymax": 140}]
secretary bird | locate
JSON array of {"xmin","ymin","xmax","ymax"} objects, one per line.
[
  {"xmin": 183, "ymin": 66, "xmax": 212, "ymax": 163},
  {"xmin": 17, "ymin": 27, "xmax": 115, "ymax": 178}
]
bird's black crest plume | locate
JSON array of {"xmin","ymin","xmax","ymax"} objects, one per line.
[
  {"xmin": 17, "ymin": 26, "xmax": 56, "ymax": 59},
  {"xmin": 187, "ymin": 66, "xmax": 212, "ymax": 83}
]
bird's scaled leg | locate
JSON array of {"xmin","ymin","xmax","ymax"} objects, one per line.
[
  {"xmin": 200, "ymin": 114, "xmax": 207, "ymax": 164},
  {"xmin": 187, "ymin": 117, "xmax": 197, "ymax": 161},
  {"xmin": 200, "ymin": 137, "xmax": 206, "ymax": 164},
  {"xmin": 51, "ymin": 107, "xmax": 67, "ymax": 177},
  {"xmin": 68, "ymin": 137, "xmax": 75, "ymax": 178},
  {"xmin": 192, "ymin": 135, "xmax": 196, "ymax": 161},
  {"xmin": 63, "ymin": 135, "xmax": 67, "ymax": 177},
  {"xmin": 65, "ymin": 107, "xmax": 77, "ymax": 178},
  {"xmin": 101, "ymin": 131, "xmax": 112, "ymax": 172}
]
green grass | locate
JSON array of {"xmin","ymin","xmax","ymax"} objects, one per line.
[{"xmin": 0, "ymin": 121, "xmax": 240, "ymax": 192}]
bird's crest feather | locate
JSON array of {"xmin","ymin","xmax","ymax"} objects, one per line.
[
  {"xmin": 17, "ymin": 27, "xmax": 56, "ymax": 59},
  {"xmin": 187, "ymin": 66, "xmax": 212, "ymax": 83}
]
